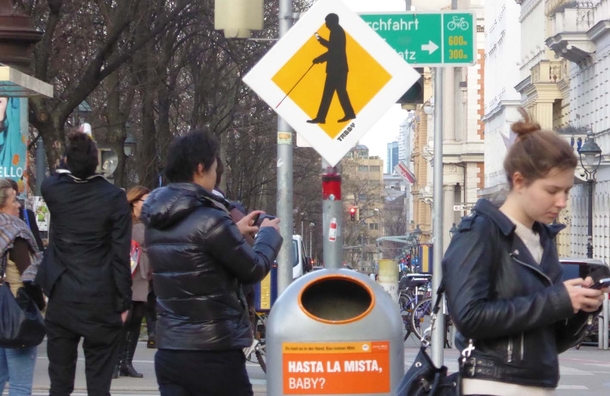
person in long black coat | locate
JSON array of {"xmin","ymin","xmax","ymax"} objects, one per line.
[{"xmin": 36, "ymin": 131, "xmax": 132, "ymax": 396}]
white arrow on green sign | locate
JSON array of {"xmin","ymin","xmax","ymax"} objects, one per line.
[{"xmin": 360, "ymin": 11, "xmax": 476, "ymax": 67}]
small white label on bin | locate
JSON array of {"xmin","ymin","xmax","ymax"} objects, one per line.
[{"xmin": 282, "ymin": 341, "xmax": 390, "ymax": 394}]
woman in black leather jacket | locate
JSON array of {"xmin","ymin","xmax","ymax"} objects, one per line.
[
  {"xmin": 443, "ymin": 109, "xmax": 607, "ymax": 396},
  {"xmin": 141, "ymin": 129, "xmax": 282, "ymax": 396}
]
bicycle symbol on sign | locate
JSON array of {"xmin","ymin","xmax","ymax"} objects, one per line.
[{"xmin": 447, "ymin": 16, "xmax": 469, "ymax": 31}]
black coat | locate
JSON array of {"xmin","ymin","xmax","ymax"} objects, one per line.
[
  {"xmin": 36, "ymin": 171, "xmax": 133, "ymax": 312},
  {"xmin": 443, "ymin": 199, "xmax": 591, "ymax": 388},
  {"xmin": 141, "ymin": 183, "xmax": 282, "ymax": 351}
]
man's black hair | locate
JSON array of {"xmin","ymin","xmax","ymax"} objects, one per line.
[
  {"xmin": 165, "ymin": 129, "xmax": 219, "ymax": 183},
  {"xmin": 66, "ymin": 131, "xmax": 99, "ymax": 179}
]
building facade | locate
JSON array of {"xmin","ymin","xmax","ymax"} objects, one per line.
[
  {"xmin": 545, "ymin": 0, "xmax": 610, "ymax": 259},
  {"xmin": 387, "ymin": 141, "xmax": 399, "ymax": 174},
  {"xmin": 511, "ymin": 0, "xmax": 610, "ymax": 259},
  {"xmin": 481, "ymin": 0, "xmax": 523, "ymax": 204}
]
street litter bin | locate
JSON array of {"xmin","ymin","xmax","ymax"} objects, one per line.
[{"xmin": 266, "ymin": 268, "xmax": 404, "ymax": 396}]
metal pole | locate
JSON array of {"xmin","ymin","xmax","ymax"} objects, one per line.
[
  {"xmin": 322, "ymin": 160, "xmax": 343, "ymax": 269},
  {"xmin": 587, "ymin": 179, "xmax": 593, "ymax": 258},
  {"xmin": 276, "ymin": 0, "xmax": 294, "ymax": 295},
  {"xmin": 35, "ymin": 138, "xmax": 46, "ymax": 195},
  {"xmin": 431, "ymin": 67, "xmax": 444, "ymax": 366},
  {"xmin": 309, "ymin": 225, "xmax": 313, "ymax": 258},
  {"xmin": 599, "ymin": 294, "xmax": 610, "ymax": 350}
]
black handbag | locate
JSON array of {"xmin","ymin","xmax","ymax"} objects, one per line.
[
  {"xmin": 0, "ymin": 254, "xmax": 46, "ymax": 349},
  {"xmin": 396, "ymin": 286, "xmax": 474, "ymax": 396}
]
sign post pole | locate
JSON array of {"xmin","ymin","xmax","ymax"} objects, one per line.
[
  {"xmin": 431, "ymin": 67, "xmax": 444, "ymax": 367},
  {"xmin": 322, "ymin": 160, "xmax": 343, "ymax": 269},
  {"xmin": 277, "ymin": 0, "xmax": 295, "ymax": 296}
]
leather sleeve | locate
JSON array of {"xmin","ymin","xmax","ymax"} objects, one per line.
[
  {"xmin": 555, "ymin": 312, "xmax": 593, "ymax": 353},
  {"xmin": 205, "ymin": 213, "xmax": 282, "ymax": 285},
  {"xmin": 110, "ymin": 190, "xmax": 133, "ymax": 312},
  {"xmin": 443, "ymin": 226, "xmax": 575, "ymax": 340}
]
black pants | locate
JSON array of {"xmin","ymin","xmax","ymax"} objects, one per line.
[
  {"xmin": 155, "ymin": 349, "xmax": 253, "ymax": 396},
  {"xmin": 145, "ymin": 282, "xmax": 157, "ymax": 337},
  {"xmin": 45, "ymin": 300, "xmax": 123, "ymax": 396},
  {"xmin": 117, "ymin": 301, "xmax": 145, "ymax": 364}
]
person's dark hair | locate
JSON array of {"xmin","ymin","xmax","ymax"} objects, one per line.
[
  {"xmin": 215, "ymin": 155, "xmax": 224, "ymax": 189},
  {"xmin": 165, "ymin": 129, "xmax": 219, "ymax": 183},
  {"xmin": 504, "ymin": 108, "xmax": 577, "ymax": 188},
  {"xmin": 65, "ymin": 131, "xmax": 99, "ymax": 179}
]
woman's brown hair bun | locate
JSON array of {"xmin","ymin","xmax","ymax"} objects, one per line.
[
  {"xmin": 504, "ymin": 107, "xmax": 577, "ymax": 188},
  {"xmin": 511, "ymin": 108, "xmax": 541, "ymax": 139}
]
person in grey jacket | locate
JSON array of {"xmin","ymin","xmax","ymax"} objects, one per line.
[
  {"xmin": 142, "ymin": 129, "xmax": 282, "ymax": 396},
  {"xmin": 113, "ymin": 186, "xmax": 151, "ymax": 379}
]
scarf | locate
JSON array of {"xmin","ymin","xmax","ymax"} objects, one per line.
[{"xmin": 0, "ymin": 212, "xmax": 42, "ymax": 282}]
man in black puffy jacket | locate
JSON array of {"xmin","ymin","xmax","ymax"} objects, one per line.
[{"xmin": 141, "ymin": 129, "xmax": 282, "ymax": 396}]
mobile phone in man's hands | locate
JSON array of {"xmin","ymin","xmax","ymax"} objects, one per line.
[
  {"xmin": 253, "ymin": 213, "xmax": 277, "ymax": 227},
  {"xmin": 589, "ymin": 278, "xmax": 610, "ymax": 290}
]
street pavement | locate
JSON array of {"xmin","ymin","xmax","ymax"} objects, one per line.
[{"xmin": 5, "ymin": 338, "xmax": 610, "ymax": 395}]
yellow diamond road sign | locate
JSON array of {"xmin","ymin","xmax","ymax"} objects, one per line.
[{"xmin": 243, "ymin": 0, "xmax": 420, "ymax": 166}]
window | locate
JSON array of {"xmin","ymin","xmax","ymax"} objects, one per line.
[
  {"xmin": 369, "ymin": 223, "xmax": 379, "ymax": 230},
  {"xmin": 358, "ymin": 166, "xmax": 368, "ymax": 172},
  {"xmin": 370, "ymin": 165, "xmax": 381, "ymax": 173}
]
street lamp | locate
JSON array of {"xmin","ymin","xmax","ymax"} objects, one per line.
[
  {"xmin": 449, "ymin": 223, "xmax": 459, "ymax": 239},
  {"xmin": 578, "ymin": 132, "xmax": 602, "ymax": 258},
  {"xmin": 309, "ymin": 222, "xmax": 315, "ymax": 258},
  {"xmin": 412, "ymin": 224, "xmax": 422, "ymax": 242}
]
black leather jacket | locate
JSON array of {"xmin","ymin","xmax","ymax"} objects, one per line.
[
  {"xmin": 141, "ymin": 183, "xmax": 282, "ymax": 351},
  {"xmin": 443, "ymin": 199, "xmax": 591, "ymax": 388}
]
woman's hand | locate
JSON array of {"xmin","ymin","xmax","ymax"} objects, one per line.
[
  {"xmin": 564, "ymin": 277, "xmax": 605, "ymax": 313},
  {"xmin": 236, "ymin": 210, "xmax": 264, "ymax": 236},
  {"xmin": 260, "ymin": 217, "xmax": 281, "ymax": 231}
]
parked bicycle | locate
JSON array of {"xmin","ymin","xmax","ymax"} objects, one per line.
[{"xmin": 244, "ymin": 311, "xmax": 268, "ymax": 373}]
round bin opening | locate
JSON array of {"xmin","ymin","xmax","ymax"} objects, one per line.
[{"xmin": 299, "ymin": 276, "xmax": 374, "ymax": 323}]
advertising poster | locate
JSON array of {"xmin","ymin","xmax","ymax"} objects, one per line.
[
  {"xmin": 0, "ymin": 97, "xmax": 28, "ymax": 192},
  {"xmin": 31, "ymin": 196, "xmax": 50, "ymax": 232},
  {"xmin": 282, "ymin": 341, "xmax": 390, "ymax": 394}
]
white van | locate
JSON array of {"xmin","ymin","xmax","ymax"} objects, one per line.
[{"xmin": 292, "ymin": 235, "xmax": 310, "ymax": 279}]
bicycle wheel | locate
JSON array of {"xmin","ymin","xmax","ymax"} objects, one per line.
[
  {"xmin": 410, "ymin": 298, "xmax": 433, "ymax": 341},
  {"xmin": 399, "ymin": 294, "xmax": 416, "ymax": 341},
  {"xmin": 253, "ymin": 313, "xmax": 267, "ymax": 373}
]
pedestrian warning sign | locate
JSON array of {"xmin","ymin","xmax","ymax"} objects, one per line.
[{"xmin": 243, "ymin": 0, "xmax": 419, "ymax": 166}]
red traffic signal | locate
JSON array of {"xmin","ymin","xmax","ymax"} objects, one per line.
[{"xmin": 350, "ymin": 207, "xmax": 356, "ymax": 221}]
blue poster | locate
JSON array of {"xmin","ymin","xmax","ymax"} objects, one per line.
[{"xmin": 0, "ymin": 97, "xmax": 27, "ymax": 189}]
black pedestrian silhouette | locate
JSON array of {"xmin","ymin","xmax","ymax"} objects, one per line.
[{"xmin": 307, "ymin": 13, "xmax": 356, "ymax": 125}]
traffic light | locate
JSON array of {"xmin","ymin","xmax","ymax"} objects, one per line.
[
  {"xmin": 350, "ymin": 207, "xmax": 356, "ymax": 221},
  {"xmin": 397, "ymin": 68, "xmax": 424, "ymax": 105}
]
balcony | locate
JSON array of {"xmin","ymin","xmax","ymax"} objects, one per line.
[
  {"xmin": 531, "ymin": 60, "xmax": 565, "ymax": 84},
  {"xmin": 545, "ymin": 1, "xmax": 605, "ymax": 64}
]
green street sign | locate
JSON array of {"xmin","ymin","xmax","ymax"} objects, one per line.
[{"xmin": 360, "ymin": 12, "xmax": 476, "ymax": 67}]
